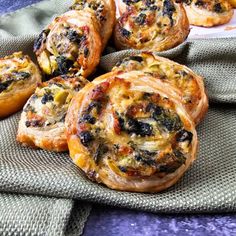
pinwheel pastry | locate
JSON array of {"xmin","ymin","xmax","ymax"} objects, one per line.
[
  {"xmin": 183, "ymin": 0, "xmax": 234, "ymax": 27},
  {"xmin": 0, "ymin": 52, "xmax": 41, "ymax": 118},
  {"xmin": 34, "ymin": 10, "xmax": 102, "ymax": 78},
  {"xmin": 70, "ymin": 0, "xmax": 116, "ymax": 47},
  {"xmin": 114, "ymin": 0, "xmax": 189, "ymax": 51},
  {"xmin": 66, "ymin": 71, "xmax": 198, "ymax": 192},
  {"xmin": 112, "ymin": 52, "xmax": 208, "ymax": 124},
  {"xmin": 17, "ymin": 75, "xmax": 88, "ymax": 152}
]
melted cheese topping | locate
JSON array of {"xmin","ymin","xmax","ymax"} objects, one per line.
[
  {"xmin": 34, "ymin": 10, "xmax": 97, "ymax": 76},
  {"xmin": 113, "ymin": 53, "xmax": 202, "ymax": 117},
  {"xmin": 76, "ymin": 77, "xmax": 194, "ymax": 178},
  {"xmin": 118, "ymin": 0, "xmax": 180, "ymax": 47},
  {"xmin": 184, "ymin": 0, "xmax": 232, "ymax": 13},
  {"xmin": 0, "ymin": 52, "xmax": 36, "ymax": 95},
  {"xmin": 71, "ymin": 0, "xmax": 106, "ymax": 23},
  {"xmin": 24, "ymin": 76, "xmax": 88, "ymax": 130}
]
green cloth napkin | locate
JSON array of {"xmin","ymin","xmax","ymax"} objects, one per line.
[
  {"xmin": 0, "ymin": 193, "xmax": 91, "ymax": 236},
  {"xmin": 0, "ymin": 0, "xmax": 236, "ymax": 235}
]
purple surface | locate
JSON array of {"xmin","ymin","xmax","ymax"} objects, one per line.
[
  {"xmin": 1, "ymin": 1, "xmax": 236, "ymax": 236},
  {"xmin": 0, "ymin": 0, "xmax": 42, "ymax": 14},
  {"xmin": 84, "ymin": 206, "xmax": 236, "ymax": 236}
]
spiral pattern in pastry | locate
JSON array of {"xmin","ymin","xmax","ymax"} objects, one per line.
[
  {"xmin": 17, "ymin": 75, "xmax": 88, "ymax": 152},
  {"xmin": 114, "ymin": 0, "xmax": 189, "ymax": 51},
  {"xmin": 66, "ymin": 71, "xmax": 198, "ymax": 192},
  {"xmin": 34, "ymin": 10, "xmax": 102, "ymax": 78},
  {"xmin": 112, "ymin": 52, "xmax": 208, "ymax": 124},
  {"xmin": 183, "ymin": 0, "xmax": 234, "ymax": 27},
  {"xmin": 0, "ymin": 52, "xmax": 41, "ymax": 118},
  {"xmin": 70, "ymin": 0, "xmax": 116, "ymax": 47}
]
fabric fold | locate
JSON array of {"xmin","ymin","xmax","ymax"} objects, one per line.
[{"xmin": 0, "ymin": 193, "xmax": 91, "ymax": 236}]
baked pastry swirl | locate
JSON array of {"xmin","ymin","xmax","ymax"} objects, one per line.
[
  {"xmin": 34, "ymin": 10, "xmax": 102, "ymax": 78},
  {"xmin": 66, "ymin": 71, "xmax": 198, "ymax": 192},
  {"xmin": 183, "ymin": 0, "xmax": 234, "ymax": 27},
  {"xmin": 70, "ymin": 0, "xmax": 116, "ymax": 47},
  {"xmin": 17, "ymin": 75, "xmax": 88, "ymax": 152},
  {"xmin": 112, "ymin": 52, "xmax": 208, "ymax": 124},
  {"xmin": 114, "ymin": 0, "xmax": 189, "ymax": 51},
  {"xmin": 0, "ymin": 52, "xmax": 41, "ymax": 118}
]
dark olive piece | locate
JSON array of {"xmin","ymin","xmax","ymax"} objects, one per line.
[
  {"xmin": 34, "ymin": 29, "xmax": 49, "ymax": 51},
  {"xmin": 120, "ymin": 28, "xmax": 131, "ymax": 38},
  {"xmin": 56, "ymin": 56, "xmax": 74, "ymax": 75},
  {"xmin": 41, "ymin": 93, "xmax": 54, "ymax": 104},
  {"xmin": 79, "ymin": 131, "xmax": 94, "ymax": 147},
  {"xmin": 176, "ymin": 129, "xmax": 193, "ymax": 143},
  {"xmin": 214, "ymin": 3, "xmax": 223, "ymax": 13},
  {"xmin": 0, "ymin": 80, "xmax": 12, "ymax": 93},
  {"xmin": 93, "ymin": 143, "xmax": 109, "ymax": 163},
  {"xmin": 163, "ymin": 0, "xmax": 176, "ymax": 26}
]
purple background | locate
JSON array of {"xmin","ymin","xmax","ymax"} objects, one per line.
[{"xmin": 1, "ymin": 1, "xmax": 236, "ymax": 235}]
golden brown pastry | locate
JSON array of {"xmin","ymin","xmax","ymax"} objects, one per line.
[
  {"xmin": 34, "ymin": 10, "xmax": 102, "ymax": 78},
  {"xmin": 70, "ymin": 0, "xmax": 116, "ymax": 47},
  {"xmin": 183, "ymin": 0, "xmax": 234, "ymax": 27},
  {"xmin": 114, "ymin": 0, "xmax": 189, "ymax": 51},
  {"xmin": 66, "ymin": 71, "xmax": 198, "ymax": 192},
  {"xmin": 0, "ymin": 52, "xmax": 41, "ymax": 118},
  {"xmin": 17, "ymin": 75, "xmax": 88, "ymax": 152},
  {"xmin": 228, "ymin": 0, "xmax": 236, "ymax": 8},
  {"xmin": 116, "ymin": 0, "xmax": 129, "ymax": 15},
  {"xmin": 112, "ymin": 52, "xmax": 208, "ymax": 124}
]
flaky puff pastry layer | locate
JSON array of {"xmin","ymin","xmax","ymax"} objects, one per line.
[
  {"xmin": 70, "ymin": 0, "xmax": 116, "ymax": 48},
  {"xmin": 183, "ymin": 0, "xmax": 234, "ymax": 27},
  {"xmin": 228, "ymin": 0, "xmax": 236, "ymax": 8},
  {"xmin": 17, "ymin": 75, "xmax": 88, "ymax": 152},
  {"xmin": 66, "ymin": 71, "xmax": 198, "ymax": 192},
  {"xmin": 0, "ymin": 52, "xmax": 41, "ymax": 118},
  {"xmin": 114, "ymin": 0, "xmax": 189, "ymax": 51},
  {"xmin": 34, "ymin": 10, "xmax": 102, "ymax": 78},
  {"xmin": 112, "ymin": 52, "xmax": 208, "ymax": 125}
]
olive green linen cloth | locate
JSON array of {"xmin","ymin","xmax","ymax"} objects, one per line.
[
  {"xmin": 0, "ymin": 2, "xmax": 236, "ymax": 236},
  {"xmin": 0, "ymin": 193, "xmax": 91, "ymax": 236}
]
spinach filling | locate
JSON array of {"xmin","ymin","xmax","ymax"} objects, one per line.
[
  {"xmin": 93, "ymin": 143, "xmax": 109, "ymax": 163},
  {"xmin": 79, "ymin": 131, "xmax": 94, "ymax": 147},
  {"xmin": 146, "ymin": 103, "xmax": 182, "ymax": 132},
  {"xmin": 195, "ymin": 0, "xmax": 204, "ymax": 7},
  {"xmin": 66, "ymin": 30, "xmax": 84, "ymax": 44},
  {"xmin": 25, "ymin": 119, "xmax": 44, "ymax": 128},
  {"xmin": 122, "ymin": 0, "xmax": 141, "ymax": 6},
  {"xmin": 118, "ymin": 147, "xmax": 186, "ymax": 174},
  {"xmin": 0, "ymin": 72, "xmax": 31, "ymax": 93},
  {"xmin": 55, "ymin": 56, "xmax": 74, "ymax": 75},
  {"xmin": 41, "ymin": 93, "xmax": 54, "ymax": 104},
  {"xmin": 183, "ymin": 0, "xmax": 192, "ymax": 5},
  {"xmin": 134, "ymin": 149, "xmax": 157, "ymax": 166},
  {"xmin": 176, "ymin": 129, "xmax": 193, "ymax": 143},
  {"xmin": 120, "ymin": 28, "xmax": 131, "ymax": 38},
  {"xmin": 77, "ymin": 88, "xmax": 188, "ymax": 174},
  {"xmin": 34, "ymin": 29, "xmax": 49, "ymax": 51},
  {"xmin": 135, "ymin": 13, "xmax": 147, "ymax": 25},
  {"xmin": 214, "ymin": 3, "xmax": 223, "ymax": 13},
  {"xmin": 118, "ymin": 116, "xmax": 153, "ymax": 137},
  {"xmin": 0, "ymin": 80, "xmax": 12, "ymax": 93},
  {"xmin": 157, "ymin": 149, "xmax": 186, "ymax": 173},
  {"xmin": 163, "ymin": 0, "xmax": 176, "ymax": 26}
]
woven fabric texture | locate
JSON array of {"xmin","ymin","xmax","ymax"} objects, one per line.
[
  {"xmin": 0, "ymin": 192, "xmax": 91, "ymax": 236},
  {"xmin": 0, "ymin": 3, "xmax": 236, "ymax": 236}
]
